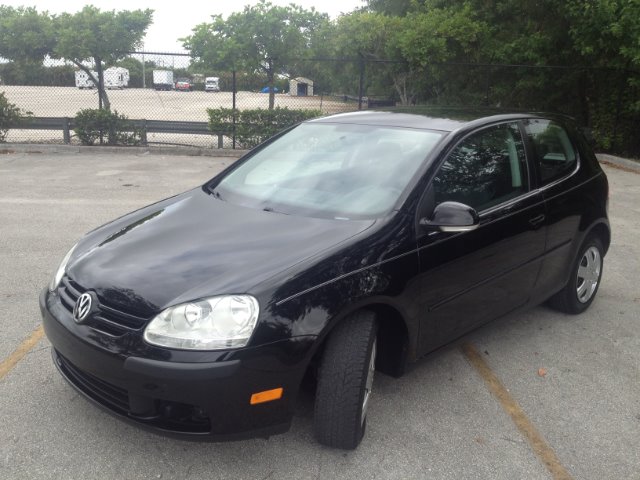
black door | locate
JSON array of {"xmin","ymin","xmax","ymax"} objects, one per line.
[
  {"xmin": 415, "ymin": 122, "xmax": 547, "ymax": 354},
  {"xmin": 520, "ymin": 118, "xmax": 586, "ymax": 301}
]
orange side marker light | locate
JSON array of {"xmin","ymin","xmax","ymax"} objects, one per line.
[{"xmin": 250, "ymin": 387, "xmax": 283, "ymax": 405}]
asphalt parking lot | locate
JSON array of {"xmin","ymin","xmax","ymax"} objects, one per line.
[{"xmin": 1, "ymin": 150, "xmax": 638, "ymax": 480}]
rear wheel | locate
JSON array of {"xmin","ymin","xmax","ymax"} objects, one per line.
[
  {"xmin": 313, "ymin": 311, "xmax": 377, "ymax": 449},
  {"xmin": 548, "ymin": 235, "xmax": 604, "ymax": 314}
]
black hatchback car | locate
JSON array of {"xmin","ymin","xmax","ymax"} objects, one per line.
[{"xmin": 41, "ymin": 109, "xmax": 610, "ymax": 449}]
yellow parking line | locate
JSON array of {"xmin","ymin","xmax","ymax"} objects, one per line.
[
  {"xmin": 0, "ymin": 325, "xmax": 45, "ymax": 381},
  {"xmin": 461, "ymin": 342, "xmax": 574, "ymax": 480}
]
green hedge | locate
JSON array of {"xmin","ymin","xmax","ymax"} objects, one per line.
[
  {"xmin": 0, "ymin": 92, "xmax": 31, "ymax": 142},
  {"xmin": 74, "ymin": 109, "xmax": 143, "ymax": 146},
  {"xmin": 207, "ymin": 107, "xmax": 321, "ymax": 148}
]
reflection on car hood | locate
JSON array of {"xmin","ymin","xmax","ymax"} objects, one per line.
[{"xmin": 67, "ymin": 188, "xmax": 374, "ymax": 317}]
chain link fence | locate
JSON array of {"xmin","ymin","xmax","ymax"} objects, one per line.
[
  {"xmin": 2, "ymin": 51, "xmax": 639, "ymax": 154},
  {"xmin": 0, "ymin": 52, "xmax": 366, "ymax": 148}
]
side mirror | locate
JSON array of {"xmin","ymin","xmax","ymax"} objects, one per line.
[{"xmin": 419, "ymin": 201, "xmax": 480, "ymax": 233}]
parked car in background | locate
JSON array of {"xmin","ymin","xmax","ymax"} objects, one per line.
[
  {"xmin": 104, "ymin": 67, "xmax": 129, "ymax": 89},
  {"xmin": 41, "ymin": 108, "xmax": 609, "ymax": 450},
  {"xmin": 175, "ymin": 78, "xmax": 193, "ymax": 91},
  {"xmin": 153, "ymin": 70, "xmax": 174, "ymax": 91},
  {"xmin": 75, "ymin": 70, "xmax": 97, "ymax": 89},
  {"xmin": 205, "ymin": 77, "xmax": 220, "ymax": 92},
  {"xmin": 260, "ymin": 86, "xmax": 279, "ymax": 93}
]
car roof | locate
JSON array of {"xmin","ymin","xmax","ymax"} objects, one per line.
[{"xmin": 309, "ymin": 107, "xmax": 571, "ymax": 133}]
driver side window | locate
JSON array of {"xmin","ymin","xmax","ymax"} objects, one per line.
[{"xmin": 432, "ymin": 122, "xmax": 528, "ymax": 212}]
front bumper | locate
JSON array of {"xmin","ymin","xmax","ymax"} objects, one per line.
[{"xmin": 40, "ymin": 288, "xmax": 315, "ymax": 441}]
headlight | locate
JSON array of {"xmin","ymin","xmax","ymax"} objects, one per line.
[
  {"xmin": 49, "ymin": 243, "xmax": 77, "ymax": 292},
  {"xmin": 144, "ymin": 295, "xmax": 259, "ymax": 350}
]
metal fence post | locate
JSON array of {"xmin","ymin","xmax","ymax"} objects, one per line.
[
  {"xmin": 232, "ymin": 70, "xmax": 237, "ymax": 149},
  {"xmin": 141, "ymin": 119, "xmax": 148, "ymax": 146},
  {"xmin": 62, "ymin": 117, "xmax": 71, "ymax": 144},
  {"xmin": 358, "ymin": 54, "xmax": 365, "ymax": 111}
]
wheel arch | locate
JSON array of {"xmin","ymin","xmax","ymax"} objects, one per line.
[
  {"xmin": 587, "ymin": 220, "xmax": 611, "ymax": 255},
  {"xmin": 309, "ymin": 300, "xmax": 413, "ymax": 379}
]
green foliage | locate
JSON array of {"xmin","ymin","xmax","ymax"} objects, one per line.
[
  {"xmin": 0, "ymin": 63, "xmax": 76, "ymax": 87},
  {"xmin": 358, "ymin": 0, "xmax": 640, "ymax": 155},
  {"xmin": 183, "ymin": 0, "xmax": 329, "ymax": 108},
  {"xmin": 54, "ymin": 7, "xmax": 153, "ymax": 66},
  {"xmin": 0, "ymin": 6, "xmax": 56, "ymax": 61},
  {"xmin": 0, "ymin": 92, "xmax": 31, "ymax": 142},
  {"xmin": 73, "ymin": 109, "xmax": 143, "ymax": 146},
  {"xmin": 55, "ymin": 6, "xmax": 153, "ymax": 109},
  {"xmin": 0, "ymin": 6, "xmax": 153, "ymax": 110},
  {"xmin": 207, "ymin": 107, "xmax": 321, "ymax": 148}
]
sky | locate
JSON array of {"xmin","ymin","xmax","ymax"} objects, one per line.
[{"xmin": 2, "ymin": 0, "xmax": 366, "ymax": 52}]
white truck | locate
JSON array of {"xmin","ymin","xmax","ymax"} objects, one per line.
[
  {"xmin": 205, "ymin": 76, "xmax": 220, "ymax": 92},
  {"xmin": 104, "ymin": 67, "xmax": 129, "ymax": 89},
  {"xmin": 153, "ymin": 70, "xmax": 174, "ymax": 91},
  {"xmin": 75, "ymin": 70, "xmax": 97, "ymax": 89}
]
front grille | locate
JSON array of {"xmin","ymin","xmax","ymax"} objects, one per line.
[
  {"xmin": 54, "ymin": 351, "xmax": 211, "ymax": 434},
  {"xmin": 56, "ymin": 352, "xmax": 129, "ymax": 413},
  {"xmin": 58, "ymin": 275, "xmax": 148, "ymax": 336}
]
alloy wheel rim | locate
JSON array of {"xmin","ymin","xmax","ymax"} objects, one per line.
[
  {"xmin": 576, "ymin": 246, "xmax": 601, "ymax": 303},
  {"xmin": 361, "ymin": 340, "xmax": 377, "ymax": 426}
]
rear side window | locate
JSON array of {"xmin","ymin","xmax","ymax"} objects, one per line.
[
  {"xmin": 524, "ymin": 119, "xmax": 577, "ymax": 184},
  {"xmin": 432, "ymin": 122, "xmax": 528, "ymax": 212}
]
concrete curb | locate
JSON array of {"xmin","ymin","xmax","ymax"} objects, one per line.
[
  {"xmin": 596, "ymin": 153, "xmax": 640, "ymax": 173},
  {"xmin": 0, "ymin": 143, "xmax": 248, "ymax": 158},
  {"xmin": 2, "ymin": 144, "xmax": 638, "ymax": 173}
]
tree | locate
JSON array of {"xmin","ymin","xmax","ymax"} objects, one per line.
[
  {"xmin": 324, "ymin": 8, "xmax": 485, "ymax": 104},
  {"xmin": 366, "ymin": 0, "xmax": 418, "ymax": 16},
  {"xmin": 0, "ymin": 6, "xmax": 153, "ymax": 110},
  {"xmin": 183, "ymin": 0, "xmax": 329, "ymax": 109},
  {"xmin": 0, "ymin": 6, "xmax": 55, "ymax": 60},
  {"xmin": 0, "ymin": 92, "xmax": 31, "ymax": 142},
  {"xmin": 330, "ymin": 13, "xmax": 411, "ymax": 102},
  {"xmin": 54, "ymin": 6, "xmax": 153, "ymax": 110}
]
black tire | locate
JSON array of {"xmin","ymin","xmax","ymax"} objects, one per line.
[
  {"xmin": 313, "ymin": 311, "xmax": 377, "ymax": 449},
  {"xmin": 548, "ymin": 235, "xmax": 604, "ymax": 314}
]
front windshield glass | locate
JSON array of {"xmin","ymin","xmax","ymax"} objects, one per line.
[{"xmin": 212, "ymin": 122, "xmax": 444, "ymax": 220}]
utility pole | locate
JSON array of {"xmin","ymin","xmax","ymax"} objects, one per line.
[{"xmin": 142, "ymin": 46, "xmax": 146, "ymax": 89}]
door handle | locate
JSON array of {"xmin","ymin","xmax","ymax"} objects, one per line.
[{"xmin": 529, "ymin": 214, "xmax": 546, "ymax": 228}]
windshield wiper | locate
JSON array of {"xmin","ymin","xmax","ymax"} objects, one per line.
[
  {"xmin": 210, "ymin": 189, "xmax": 224, "ymax": 200},
  {"xmin": 262, "ymin": 206, "xmax": 289, "ymax": 215}
]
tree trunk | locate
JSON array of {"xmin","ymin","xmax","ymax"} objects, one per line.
[
  {"xmin": 72, "ymin": 60, "xmax": 110, "ymax": 111},
  {"xmin": 94, "ymin": 56, "xmax": 111, "ymax": 111},
  {"xmin": 393, "ymin": 73, "xmax": 409, "ymax": 105}
]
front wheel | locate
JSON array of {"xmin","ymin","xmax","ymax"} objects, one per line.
[
  {"xmin": 313, "ymin": 311, "xmax": 377, "ymax": 449},
  {"xmin": 548, "ymin": 235, "xmax": 604, "ymax": 314}
]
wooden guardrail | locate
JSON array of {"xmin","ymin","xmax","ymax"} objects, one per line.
[{"xmin": 13, "ymin": 117, "xmax": 224, "ymax": 148}]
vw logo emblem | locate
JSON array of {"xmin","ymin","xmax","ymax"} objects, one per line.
[{"xmin": 73, "ymin": 293, "xmax": 92, "ymax": 323}]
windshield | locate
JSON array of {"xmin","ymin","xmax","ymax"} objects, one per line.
[{"xmin": 211, "ymin": 122, "xmax": 443, "ymax": 220}]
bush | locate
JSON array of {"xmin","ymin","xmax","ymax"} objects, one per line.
[
  {"xmin": 73, "ymin": 109, "xmax": 143, "ymax": 146},
  {"xmin": 207, "ymin": 107, "xmax": 321, "ymax": 148},
  {"xmin": 0, "ymin": 92, "xmax": 31, "ymax": 142}
]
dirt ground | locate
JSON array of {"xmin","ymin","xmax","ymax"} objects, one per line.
[
  {"xmin": 1, "ymin": 85, "xmax": 355, "ymax": 121},
  {"xmin": 1, "ymin": 85, "xmax": 358, "ymax": 146}
]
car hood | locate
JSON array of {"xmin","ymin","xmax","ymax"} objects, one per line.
[{"xmin": 67, "ymin": 188, "xmax": 374, "ymax": 318}]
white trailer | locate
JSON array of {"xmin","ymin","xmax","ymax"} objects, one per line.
[
  {"xmin": 104, "ymin": 67, "xmax": 129, "ymax": 89},
  {"xmin": 153, "ymin": 70, "xmax": 174, "ymax": 91},
  {"xmin": 75, "ymin": 70, "xmax": 97, "ymax": 89},
  {"xmin": 205, "ymin": 76, "xmax": 220, "ymax": 92}
]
